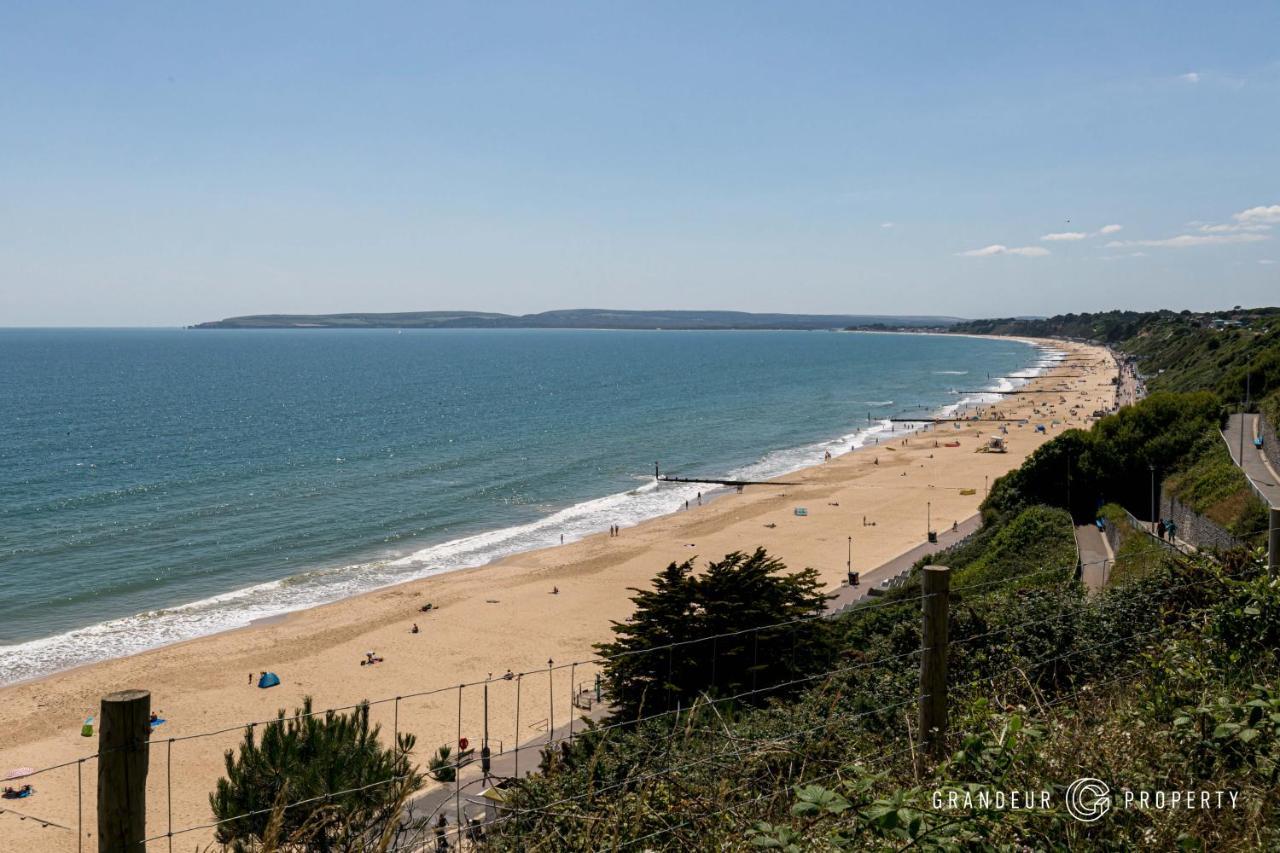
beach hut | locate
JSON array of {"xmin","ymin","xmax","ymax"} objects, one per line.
[{"xmin": 257, "ymin": 672, "xmax": 281, "ymax": 689}]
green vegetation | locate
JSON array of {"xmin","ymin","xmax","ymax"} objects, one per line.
[
  {"xmin": 595, "ymin": 547, "xmax": 835, "ymax": 721},
  {"xmin": 1097, "ymin": 502, "xmax": 1180, "ymax": 586},
  {"xmin": 951, "ymin": 309, "xmax": 1168, "ymax": 343},
  {"xmin": 923, "ymin": 504, "xmax": 1075, "ymax": 589},
  {"xmin": 1263, "ymin": 389, "xmax": 1280, "ymax": 437},
  {"xmin": 1165, "ymin": 431, "xmax": 1269, "ymax": 539},
  {"xmin": 953, "ymin": 306, "xmax": 1280, "ymax": 402},
  {"xmin": 982, "ymin": 391, "xmax": 1224, "ymax": 523},
  {"xmin": 210, "ymin": 698, "xmax": 423, "ymax": 853}
]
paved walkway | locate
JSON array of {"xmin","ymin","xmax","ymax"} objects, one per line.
[
  {"xmin": 1074, "ymin": 523, "xmax": 1112, "ymax": 593},
  {"xmin": 405, "ymin": 699, "xmax": 608, "ymax": 846},
  {"xmin": 826, "ymin": 513, "xmax": 982, "ymax": 610},
  {"xmin": 1223, "ymin": 414, "xmax": 1280, "ymax": 507}
]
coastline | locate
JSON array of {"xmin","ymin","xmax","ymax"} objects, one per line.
[
  {"xmin": 0, "ymin": 336, "xmax": 1117, "ymax": 851},
  {"xmin": 0, "ymin": 330, "xmax": 1040, "ymax": 688}
]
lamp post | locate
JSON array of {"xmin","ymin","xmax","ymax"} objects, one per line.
[
  {"xmin": 927, "ymin": 501, "xmax": 931, "ymax": 540},
  {"xmin": 1240, "ymin": 371, "xmax": 1251, "ymax": 462},
  {"xmin": 846, "ymin": 536, "xmax": 852, "ymax": 573}
]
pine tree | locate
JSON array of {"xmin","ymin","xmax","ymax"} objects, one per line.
[
  {"xmin": 210, "ymin": 698, "xmax": 423, "ymax": 852},
  {"xmin": 596, "ymin": 548, "xmax": 834, "ymax": 721}
]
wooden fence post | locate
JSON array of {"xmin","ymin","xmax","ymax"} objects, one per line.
[
  {"xmin": 98, "ymin": 689, "xmax": 150, "ymax": 853},
  {"xmin": 919, "ymin": 566, "xmax": 950, "ymax": 765}
]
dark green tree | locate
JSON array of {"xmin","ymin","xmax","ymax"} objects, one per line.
[
  {"xmin": 596, "ymin": 548, "xmax": 835, "ymax": 721},
  {"xmin": 983, "ymin": 391, "xmax": 1224, "ymax": 523},
  {"xmin": 210, "ymin": 698, "xmax": 424, "ymax": 852}
]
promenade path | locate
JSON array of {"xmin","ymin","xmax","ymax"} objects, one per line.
[
  {"xmin": 1074, "ymin": 523, "xmax": 1112, "ymax": 593},
  {"xmin": 826, "ymin": 513, "xmax": 982, "ymax": 611},
  {"xmin": 1223, "ymin": 414, "xmax": 1280, "ymax": 507}
]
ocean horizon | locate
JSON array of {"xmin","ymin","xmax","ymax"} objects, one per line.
[{"xmin": 0, "ymin": 328, "xmax": 1049, "ymax": 684}]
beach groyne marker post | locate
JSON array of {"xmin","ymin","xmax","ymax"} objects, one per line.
[
  {"xmin": 455, "ymin": 684, "xmax": 464, "ymax": 831},
  {"xmin": 513, "ymin": 674, "xmax": 522, "ymax": 780},
  {"xmin": 97, "ymin": 689, "xmax": 150, "ymax": 853},
  {"xmin": 482, "ymin": 675, "xmax": 491, "ymax": 779},
  {"xmin": 547, "ymin": 659, "xmax": 555, "ymax": 753},
  {"xmin": 918, "ymin": 566, "xmax": 950, "ymax": 769}
]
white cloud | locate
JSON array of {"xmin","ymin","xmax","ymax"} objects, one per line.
[
  {"xmin": 1041, "ymin": 224, "xmax": 1121, "ymax": 241},
  {"xmin": 959, "ymin": 244, "xmax": 1050, "ymax": 257},
  {"xmin": 1199, "ymin": 222, "xmax": 1271, "ymax": 233},
  {"xmin": 1235, "ymin": 205, "xmax": 1280, "ymax": 225},
  {"xmin": 1193, "ymin": 204, "xmax": 1280, "ymax": 234},
  {"xmin": 1261, "ymin": 259, "xmax": 1276, "ymax": 265},
  {"xmin": 1105, "ymin": 233, "xmax": 1270, "ymax": 249},
  {"xmin": 880, "ymin": 221, "xmax": 895, "ymax": 228},
  {"xmin": 1180, "ymin": 72, "xmax": 1200, "ymax": 83}
]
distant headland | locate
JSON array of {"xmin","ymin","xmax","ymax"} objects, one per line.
[{"xmin": 189, "ymin": 308, "xmax": 966, "ymax": 331}]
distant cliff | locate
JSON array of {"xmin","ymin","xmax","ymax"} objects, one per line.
[{"xmin": 190, "ymin": 309, "xmax": 965, "ymax": 331}]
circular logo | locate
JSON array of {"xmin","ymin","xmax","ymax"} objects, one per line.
[{"xmin": 1064, "ymin": 777, "xmax": 1111, "ymax": 823}]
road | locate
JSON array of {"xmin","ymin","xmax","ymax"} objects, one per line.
[
  {"xmin": 1074, "ymin": 523, "xmax": 1112, "ymax": 593},
  {"xmin": 1223, "ymin": 414, "xmax": 1280, "ymax": 507}
]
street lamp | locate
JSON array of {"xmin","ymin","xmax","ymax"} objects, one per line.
[{"xmin": 846, "ymin": 535, "xmax": 855, "ymax": 586}]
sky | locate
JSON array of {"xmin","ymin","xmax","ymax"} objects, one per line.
[{"xmin": 1, "ymin": 2, "xmax": 1278, "ymax": 326}]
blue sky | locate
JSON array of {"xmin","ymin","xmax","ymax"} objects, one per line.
[{"xmin": 2, "ymin": 2, "xmax": 1278, "ymax": 325}]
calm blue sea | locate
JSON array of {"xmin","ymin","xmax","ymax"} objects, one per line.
[{"xmin": 0, "ymin": 328, "xmax": 1044, "ymax": 683}]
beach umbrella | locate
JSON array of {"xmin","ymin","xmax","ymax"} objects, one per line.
[{"xmin": 5, "ymin": 767, "xmax": 35, "ymax": 780}]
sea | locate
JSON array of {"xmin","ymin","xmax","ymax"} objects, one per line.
[{"xmin": 0, "ymin": 328, "xmax": 1049, "ymax": 684}]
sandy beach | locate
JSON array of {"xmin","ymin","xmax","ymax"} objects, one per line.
[{"xmin": 0, "ymin": 338, "xmax": 1116, "ymax": 852}]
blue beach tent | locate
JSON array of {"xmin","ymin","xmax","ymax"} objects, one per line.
[{"xmin": 258, "ymin": 672, "xmax": 281, "ymax": 689}]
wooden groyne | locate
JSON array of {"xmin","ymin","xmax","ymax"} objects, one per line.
[
  {"xmin": 654, "ymin": 463, "xmax": 800, "ymax": 487},
  {"xmin": 889, "ymin": 417, "xmax": 1025, "ymax": 424}
]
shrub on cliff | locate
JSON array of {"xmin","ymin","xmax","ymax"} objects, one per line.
[{"xmin": 210, "ymin": 698, "xmax": 423, "ymax": 853}]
